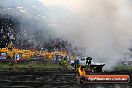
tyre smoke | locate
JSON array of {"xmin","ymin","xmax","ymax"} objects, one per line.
[{"xmin": 42, "ymin": 0, "xmax": 132, "ymax": 69}]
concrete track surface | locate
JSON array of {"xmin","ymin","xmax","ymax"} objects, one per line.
[{"xmin": 0, "ymin": 70, "xmax": 131, "ymax": 88}]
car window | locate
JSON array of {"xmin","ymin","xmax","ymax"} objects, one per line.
[{"xmin": 80, "ymin": 58, "xmax": 85, "ymax": 61}]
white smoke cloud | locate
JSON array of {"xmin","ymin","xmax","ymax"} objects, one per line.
[
  {"xmin": 1, "ymin": 0, "xmax": 132, "ymax": 69},
  {"xmin": 43, "ymin": 0, "xmax": 132, "ymax": 69}
]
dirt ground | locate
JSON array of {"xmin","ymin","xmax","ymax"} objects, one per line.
[{"xmin": 0, "ymin": 70, "xmax": 131, "ymax": 88}]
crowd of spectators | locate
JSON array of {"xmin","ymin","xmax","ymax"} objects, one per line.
[{"xmin": 0, "ymin": 13, "xmax": 80, "ymax": 57}]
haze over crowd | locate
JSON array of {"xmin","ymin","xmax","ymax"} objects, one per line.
[
  {"xmin": 41, "ymin": 0, "xmax": 132, "ymax": 69},
  {"xmin": 0, "ymin": 0, "xmax": 132, "ymax": 69}
]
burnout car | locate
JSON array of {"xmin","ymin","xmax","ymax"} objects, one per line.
[{"xmin": 71, "ymin": 57, "xmax": 105, "ymax": 72}]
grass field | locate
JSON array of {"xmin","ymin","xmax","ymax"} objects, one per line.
[
  {"xmin": 0, "ymin": 61, "xmax": 131, "ymax": 71},
  {"xmin": 0, "ymin": 60, "xmax": 73, "ymax": 71},
  {"xmin": 0, "ymin": 62, "xmax": 63, "ymax": 71},
  {"xmin": 113, "ymin": 64, "xmax": 132, "ymax": 70}
]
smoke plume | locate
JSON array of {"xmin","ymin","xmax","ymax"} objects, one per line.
[
  {"xmin": 1, "ymin": 0, "xmax": 132, "ymax": 69},
  {"xmin": 42, "ymin": 0, "xmax": 132, "ymax": 69}
]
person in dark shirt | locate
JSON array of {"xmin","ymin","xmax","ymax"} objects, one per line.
[
  {"xmin": 86, "ymin": 57, "xmax": 92, "ymax": 65},
  {"xmin": 74, "ymin": 58, "xmax": 79, "ymax": 71}
]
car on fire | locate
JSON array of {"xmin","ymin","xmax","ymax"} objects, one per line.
[{"xmin": 71, "ymin": 57, "xmax": 105, "ymax": 72}]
